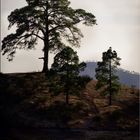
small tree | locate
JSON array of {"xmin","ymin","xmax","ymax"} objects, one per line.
[
  {"xmin": 51, "ymin": 47, "xmax": 86, "ymax": 105},
  {"xmin": 95, "ymin": 47, "xmax": 121, "ymax": 105}
]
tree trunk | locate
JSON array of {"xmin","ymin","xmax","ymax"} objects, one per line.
[
  {"xmin": 66, "ymin": 66, "xmax": 69, "ymax": 105},
  {"xmin": 66, "ymin": 90, "xmax": 69, "ymax": 105},
  {"xmin": 42, "ymin": 2, "xmax": 49, "ymax": 74},
  {"xmin": 42, "ymin": 41, "xmax": 49, "ymax": 73},
  {"xmin": 109, "ymin": 59, "xmax": 112, "ymax": 105}
]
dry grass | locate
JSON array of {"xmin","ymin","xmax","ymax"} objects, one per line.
[{"xmin": 0, "ymin": 73, "xmax": 139, "ymax": 130}]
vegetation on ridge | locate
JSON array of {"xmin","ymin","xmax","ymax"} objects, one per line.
[{"xmin": 0, "ymin": 72, "xmax": 139, "ymax": 130}]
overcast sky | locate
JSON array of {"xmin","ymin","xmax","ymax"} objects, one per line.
[{"xmin": 1, "ymin": 0, "xmax": 140, "ymax": 73}]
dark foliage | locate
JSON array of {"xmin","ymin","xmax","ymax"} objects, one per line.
[
  {"xmin": 2, "ymin": 0, "xmax": 96, "ymax": 72},
  {"xmin": 95, "ymin": 47, "xmax": 121, "ymax": 105},
  {"xmin": 50, "ymin": 47, "xmax": 90, "ymax": 104}
]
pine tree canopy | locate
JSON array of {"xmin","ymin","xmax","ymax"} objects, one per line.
[
  {"xmin": 95, "ymin": 47, "xmax": 121, "ymax": 105},
  {"xmin": 2, "ymin": 0, "xmax": 96, "ymax": 72},
  {"xmin": 51, "ymin": 46, "xmax": 86, "ymax": 76}
]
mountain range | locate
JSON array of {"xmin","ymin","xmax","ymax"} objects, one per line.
[{"xmin": 80, "ymin": 62, "xmax": 140, "ymax": 88}]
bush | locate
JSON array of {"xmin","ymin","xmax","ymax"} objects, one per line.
[
  {"xmin": 93, "ymin": 115, "xmax": 102, "ymax": 122},
  {"xmin": 109, "ymin": 110, "xmax": 123, "ymax": 121},
  {"xmin": 36, "ymin": 100, "xmax": 91, "ymax": 123},
  {"xmin": 37, "ymin": 102, "xmax": 72, "ymax": 122}
]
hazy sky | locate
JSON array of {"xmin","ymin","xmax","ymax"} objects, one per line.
[{"xmin": 1, "ymin": 0, "xmax": 140, "ymax": 73}]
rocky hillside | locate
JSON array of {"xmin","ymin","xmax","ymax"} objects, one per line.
[{"xmin": 0, "ymin": 72, "xmax": 139, "ymax": 130}]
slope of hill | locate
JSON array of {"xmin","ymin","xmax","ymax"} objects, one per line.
[
  {"xmin": 0, "ymin": 72, "xmax": 139, "ymax": 139},
  {"xmin": 80, "ymin": 62, "xmax": 140, "ymax": 88}
]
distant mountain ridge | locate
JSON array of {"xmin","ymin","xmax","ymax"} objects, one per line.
[{"xmin": 80, "ymin": 62, "xmax": 140, "ymax": 88}]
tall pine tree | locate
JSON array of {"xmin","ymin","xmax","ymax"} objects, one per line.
[
  {"xmin": 95, "ymin": 47, "xmax": 121, "ymax": 105},
  {"xmin": 2, "ymin": 0, "xmax": 96, "ymax": 73}
]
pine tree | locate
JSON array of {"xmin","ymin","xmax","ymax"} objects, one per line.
[
  {"xmin": 95, "ymin": 47, "xmax": 121, "ymax": 105},
  {"xmin": 2, "ymin": 0, "xmax": 96, "ymax": 73},
  {"xmin": 51, "ymin": 47, "xmax": 86, "ymax": 104}
]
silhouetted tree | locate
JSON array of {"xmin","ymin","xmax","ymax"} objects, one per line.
[
  {"xmin": 2, "ymin": 0, "xmax": 96, "ymax": 73},
  {"xmin": 51, "ymin": 47, "xmax": 86, "ymax": 105},
  {"xmin": 95, "ymin": 47, "xmax": 121, "ymax": 105}
]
